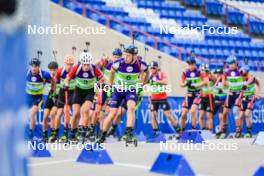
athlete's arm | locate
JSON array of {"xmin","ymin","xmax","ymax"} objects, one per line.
[
  {"xmin": 55, "ymin": 67, "xmax": 62, "ymax": 82},
  {"xmin": 109, "ymin": 68, "xmax": 116, "ymax": 87},
  {"xmin": 95, "ymin": 66, "xmax": 105, "ymax": 83},
  {"xmin": 180, "ymin": 72, "xmax": 187, "ymax": 87},
  {"xmin": 43, "ymin": 71, "xmax": 56, "ymax": 92},
  {"xmin": 64, "ymin": 65, "xmax": 78, "ymax": 86},
  {"xmin": 254, "ymin": 76, "xmax": 261, "ymax": 98},
  {"xmin": 95, "ymin": 59, "xmax": 102, "ymax": 67},
  {"xmin": 142, "ymin": 69, "xmax": 149, "ymax": 85},
  {"xmin": 140, "ymin": 61, "xmax": 149, "ymax": 85},
  {"xmin": 155, "ymin": 72, "xmax": 168, "ymax": 85},
  {"xmin": 222, "ymin": 72, "xmax": 228, "ymax": 87}
]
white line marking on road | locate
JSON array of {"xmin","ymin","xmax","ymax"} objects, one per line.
[
  {"xmin": 28, "ymin": 159, "xmax": 75, "ymax": 167},
  {"xmin": 114, "ymin": 162, "xmax": 150, "ymax": 170},
  {"xmin": 28, "ymin": 159, "xmax": 150, "ymax": 170}
]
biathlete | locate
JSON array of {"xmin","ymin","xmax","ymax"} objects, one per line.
[
  {"xmin": 49, "ymin": 55, "xmax": 76, "ymax": 143},
  {"xmin": 212, "ymin": 67, "xmax": 228, "ymax": 137},
  {"xmin": 64, "ymin": 52, "xmax": 104, "ymax": 143},
  {"xmin": 42, "ymin": 61, "xmax": 60, "ymax": 142},
  {"xmin": 194, "ymin": 64, "xmax": 215, "ymax": 131},
  {"xmin": 26, "ymin": 58, "xmax": 55, "ymax": 140},
  {"xmin": 96, "ymin": 45, "xmax": 149, "ymax": 144},
  {"xmin": 235, "ymin": 65, "xmax": 261, "ymax": 138},
  {"xmin": 179, "ymin": 57, "xmax": 201, "ymax": 134},
  {"xmin": 219, "ymin": 56, "xmax": 244, "ymax": 139},
  {"xmin": 148, "ymin": 61, "xmax": 180, "ymax": 136},
  {"xmin": 87, "ymin": 48, "xmax": 123, "ymax": 139}
]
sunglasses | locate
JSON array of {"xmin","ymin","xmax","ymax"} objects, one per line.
[{"xmin": 151, "ymin": 67, "xmax": 157, "ymax": 69}]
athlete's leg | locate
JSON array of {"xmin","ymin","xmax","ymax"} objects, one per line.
[
  {"xmin": 42, "ymin": 108, "xmax": 51, "ymax": 133},
  {"xmin": 107, "ymin": 106, "xmax": 125, "ymax": 137},
  {"xmin": 126, "ymin": 100, "xmax": 136, "ymax": 128},
  {"xmin": 69, "ymin": 104, "xmax": 81, "ymax": 139},
  {"xmin": 164, "ymin": 110, "xmax": 179, "ymax": 131},
  {"xmin": 206, "ymin": 111, "xmax": 213, "ymax": 131},
  {"xmin": 29, "ymin": 105, "xmax": 39, "ymax": 139},
  {"xmin": 190, "ymin": 104, "xmax": 198, "ymax": 129},
  {"xmin": 151, "ymin": 110, "xmax": 158, "ymax": 130},
  {"xmin": 199, "ymin": 110, "xmax": 206, "ymax": 129},
  {"xmin": 50, "ymin": 106, "xmax": 58, "ymax": 129},
  {"xmin": 244, "ymin": 109, "xmax": 252, "ymax": 137},
  {"xmin": 78, "ymin": 101, "xmax": 93, "ymax": 139},
  {"xmin": 181, "ymin": 108, "xmax": 188, "ymax": 130}
]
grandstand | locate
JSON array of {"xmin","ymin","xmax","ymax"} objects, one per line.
[{"xmin": 52, "ymin": 0, "xmax": 264, "ymax": 71}]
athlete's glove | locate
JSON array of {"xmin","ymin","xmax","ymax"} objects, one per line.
[
  {"xmin": 63, "ymin": 84, "xmax": 69, "ymax": 91},
  {"xmin": 242, "ymin": 82, "xmax": 248, "ymax": 90},
  {"xmin": 218, "ymin": 88, "xmax": 223, "ymax": 94},
  {"xmin": 48, "ymin": 91, "xmax": 56, "ymax": 98},
  {"xmin": 185, "ymin": 81, "xmax": 192, "ymax": 87},
  {"xmin": 106, "ymin": 86, "xmax": 113, "ymax": 98}
]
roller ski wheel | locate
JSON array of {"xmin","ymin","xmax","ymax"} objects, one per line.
[
  {"xmin": 235, "ymin": 132, "xmax": 242, "ymax": 138},
  {"xmin": 59, "ymin": 135, "xmax": 68, "ymax": 143},
  {"xmin": 79, "ymin": 136, "xmax": 87, "ymax": 144},
  {"xmin": 168, "ymin": 134, "xmax": 178, "ymax": 140},
  {"xmin": 125, "ymin": 136, "xmax": 138, "ymax": 147},
  {"xmin": 95, "ymin": 135, "xmax": 106, "ymax": 144},
  {"xmin": 68, "ymin": 136, "xmax": 79, "ymax": 145},
  {"xmin": 121, "ymin": 134, "xmax": 128, "ymax": 141},
  {"xmin": 88, "ymin": 135, "xmax": 96, "ymax": 142},
  {"xmin": 107, "ymin": 127, "xmax": 116, "ymax": 137},
  {"xmin": 41, "ymin": 137, "xmax": 48, "ymax": 143},
  {"xmin": 218, "ymin": 132, "xmax": 227, "ymax": 139},
  {"xmin": 244, "ymin": 133, "xmax": 252, "ymax": 138},
  {"xmin": 48, "ymin": 135, "xmax": 58, "ymax": 143},
  {"xmin": 86, "ymin": 129, "xmax": 93, "ymax": 138}
]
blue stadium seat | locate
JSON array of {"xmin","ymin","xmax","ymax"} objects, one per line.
[{"xmin": 64, "ymin": 0, "xmax": 264, "ymax": 72}]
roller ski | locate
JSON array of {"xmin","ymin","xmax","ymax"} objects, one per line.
[
  {"xmin": 234, "ymin": 128, "xmax": 242, "ymax": 138},
  {"xmin": 41, "ymin": 131, "xmax": 49, "ymax": 143},
  {"xmin": 218, "ymin": 132, "xmax": 228, "ymax": 139},
  {"xmin": 168, "ymin": 127, "xmax": 181, "ymax": 140},
  {"xmin": 95, "ymin": 133, "xmax": 106, "ymax": 144},
  {"xmin": 168, "ymin": 134, "xmax": 179, "ymax": 140},
  {"xmin": 59, "ymin": 135, "xmax": 68, "ymax": 143},
  {"xmin": 244, "ymin": 132, "xmax": 252, "ymax": 138},
  {"xmin": 48, "ymin": 134, "xmax": 58, "ymax": 143},
  {"xmin": 125, "ymin": 133, "xmax": 138, "ymax": 147},
  {"xmin": 121, "ymin": 131, "xmax": 128, "ymax": 141},
  {"xmin": 68, "ymin": 135, "xmax": 80, "ymax": 145},
  {"xmin": 107, "ymin": 126, "xmax": 117, "ymax": 138},
  {"xmin": 41, "ymin": 136, "xmax": 48, "ymax": 143}
]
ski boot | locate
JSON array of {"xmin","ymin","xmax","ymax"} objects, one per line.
[
  {"xmin": 42, "ymin": 136, "xmax": 48, "ymax": 143},
  {"xmin": 125, "ymin": 133, "xmax": 138, "ymax": 147},
  {"xmin": 59, "ymin": 135, "xmax": 68, "ymax": 143},
  {"xmin": 235, "ymin": 128, "xmax": 242, "ymax": 138},
  {"xmin": 95, "ymin": 133, "xmax": 106, "ymax": 144},
  {"xmin": 48, "ymin": 133, "xmax": 58, "ymax": 143},
  {"xmin": 244, "ymin": 132, "xmax": 252, "ymax": 138},
  {"xmin": 107, "ymin": 126, "xmax": 116, "ymax": 137}
]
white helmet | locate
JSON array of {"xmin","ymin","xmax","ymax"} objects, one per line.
[{"xmin": 79, "ymin": 52, "xmax": 93, "ymax": 64}]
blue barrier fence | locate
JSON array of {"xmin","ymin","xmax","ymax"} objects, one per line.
[{"xmin": 31, "ymin": 96, "xmax": 264, "ymax": 137}]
